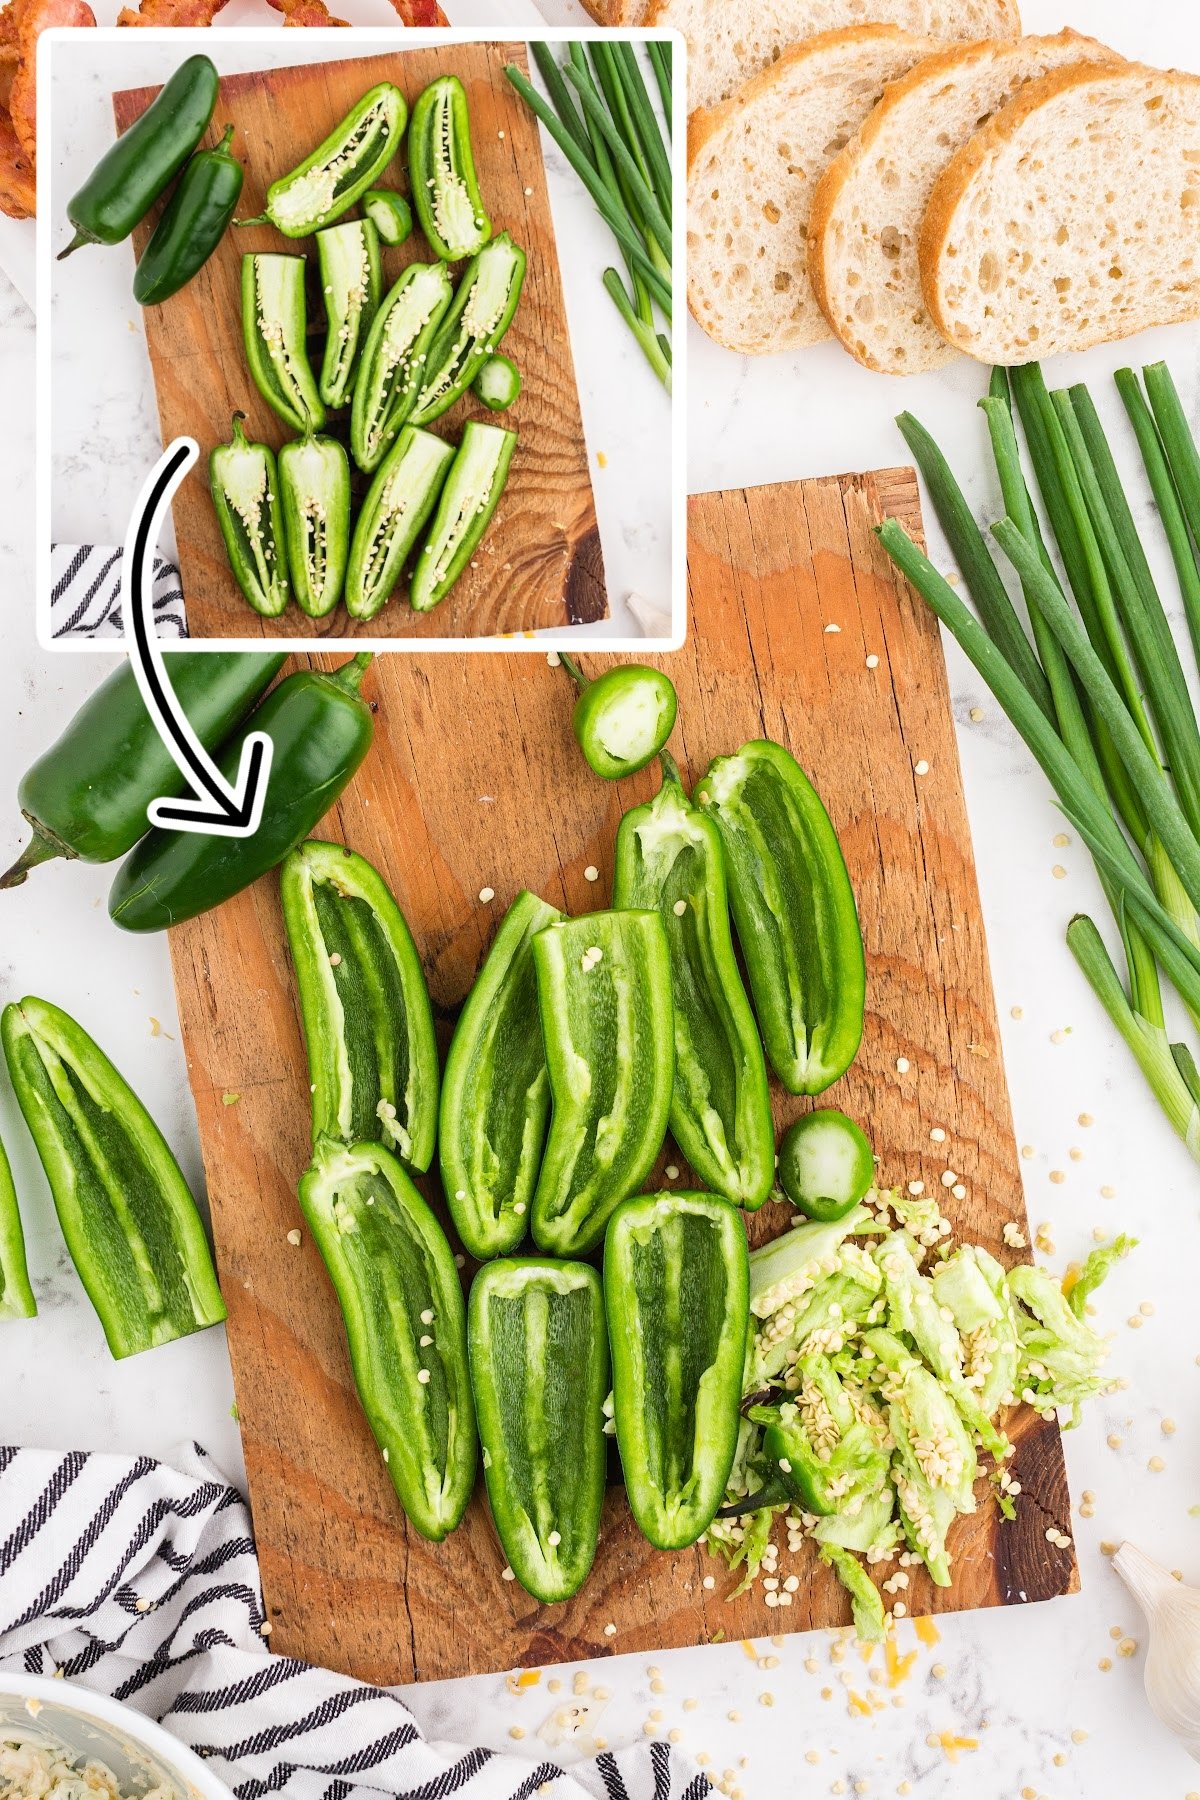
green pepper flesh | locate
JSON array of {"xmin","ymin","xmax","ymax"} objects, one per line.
[
  {"xmin": 363, "ymin": 188, "xmax": 412, "ymax": 247},
  {"xmin": 350, "ymin": 262, "xmax": 454, "ymax": 473},
  {"xmin": 0, "ymin": 1133, "xmax": 36, "ymax": 1320},
  {"xmin": 345, "ymin": 426, "xmax": 456, "ymax": 621},
  {"xmin": 248, "ymin": 83, "xmax": 407, "ymax": 238},
  {"xmin": 278, "ymin": 432, "xmax": 351, "ymax": 619},
  {"xmin": 316, "ymin": 218, "xmax": 382, "ymax": 409},
  {"xmin": 210, "ymin": 415, "xmax": 290, "ymax": 618},
  {"xmin": 410, "ymin": 420, "xmax": 517, "ymax": 613},
  {"xmin": 242, "ymin": 253, "xmax": 325, "ymax": 434},
  {"xmin": 605, "ymin": 1191, "xmax": 748, "ymax": 1550},
  {"xmin": 469, "ymin": 1257, "xmax": 609, "ymax": 1602},
  {"xmin": 409, "ymin": 233, "xmax": 526, "ymax": 428},
  {"xmin": 409, "ymin": 74, "xmax": 492, "ymax": 263},
  {"xmin": 299, "ymin": 1137, "xmax": 476, "ymax": 1541}
]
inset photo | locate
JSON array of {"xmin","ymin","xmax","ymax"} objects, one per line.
[{"xmin": 39, "ymin": 27, "xmax": 683, "ymax": 646}]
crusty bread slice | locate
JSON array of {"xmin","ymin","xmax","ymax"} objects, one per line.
[
  {"xmin": 645, "ymin": 0, "xmax": 1019, "ymax": 113},
  {"xmin": 576, "ymin": 0, "xmax": 641, "ymax": 22},
  {"xmin": 808, "ymin": 32, "xmax": 1121, "ymax": 374},
  {"xmin": 921, "ymin": 61, "xmax": 1200, "ymax": 364},
  {"xmin": 687, "ymin": 27, "xmax": 939, "ymax": 355}
]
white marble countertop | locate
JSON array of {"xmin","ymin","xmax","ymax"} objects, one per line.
[
  {"xmin": 44, "ymin": 14, "xmax": 675, "ymax": 643},
  {"xmin": 9, "ymin": 0, "xmax": 1200, "ymax": 1794}
]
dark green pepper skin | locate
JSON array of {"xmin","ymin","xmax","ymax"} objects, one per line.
[
  {"xmin": 209, "ymin": 415, "xmax": 290, "ymax": 618},
  {"xmin": 1, "ymin": 997, "xmax": 226, "ymax": 1359},
  {"xmin": 439, "ymin": 890, "xmax": 563, "ymax": 1261},
  {"xmin": 363, "ymin": 188, "xmax": 412, "ymax": 247},
  {"xmin": 345, "ymin": 427, "xmax": 456, "ymax": 622},
  {"xmin": 468, "ymin": 1257, "xmax": 609, "ymax": 1603},
  {"xmin": 613, "ymin": 758, "xmax": 775, "ymax": 1210},
  {"xmin": 60, "ymin": 54, "xmax": 219, "ymax": 259},
  {"xmin": 0, "ymin": 1131, "xmax": 36, "ymax": 1320},
  {"xmin": 299, "ymin": 1136, "xmax": 476, "ymax": 1542},
  {"xmin": 410, "ymin": 420, "xmax": 517, "ymax": 613},
  {"xmin": 278, "ymin": 431, "xmax": 351, "ymax": 619},
  {"xmin": 133, "ymin": 124, "xmax": 243, "ymax": 307},
  {"xmin": 695, "ymin": 740, "xmax": 865, "ymax": 1096},
  {"xmin": 241, "ymin": 83, "xmax": 407, "ymax": 238},
  {"xmin": 1, "ymin": 651, "xmax": 285, "ymax": 887},
  {"xmin": 409, "ymin": 75, "xmax": 492, "ymax": 262},
  {"xmin": 108, "ymin": 654, "xmax": 375, "ymax": 934},
  {"xmin": 410, "ymin": 233, "xmax": 526, "ymax": 428},
  {"xmin": 242, "ymin": 253, "xmax": 326, "ymax": 434},
  {"xmin": 605, "ymin": 1191, "xmax": 749, "ymax": 1550},
  {"xmin": 281, "ymin": 840, "xmax": 439, "ymax": 1170},
  {"xmin": 530, "ymin": 909, "xmax": 674, "ymax": 1256}
]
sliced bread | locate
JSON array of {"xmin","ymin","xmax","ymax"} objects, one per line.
[
  {"xmin": 808, "ymin": 32, "xmax": 1121, "ymax": 375},
  {"xmin": 921, "ymin": 61, "xmax": 1200, "ymax": 364},
  {"xmin": 645, "ymin": 0, "xmax": 1019, "ymax": 114},
  {"xmin": 687, "ymin": 27, "xmax": 939, "ymax": 355}
]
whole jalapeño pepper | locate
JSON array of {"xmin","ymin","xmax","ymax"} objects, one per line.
[
  {"xmin": 439, "ymin": 890, "xmax": 563, "ymax": 1261},
  {"xmin": 133, "ymin": 123, "xmax": 244, "ymax": 307},
  {"xmin": 468, "ymin": 1257, "xmax": 609, "ymax": 1602},
  {"xmin": 530, "ymin": 909, "xmax": 674, "ymax": 1257},
  {"xmin": 242, "ymin": 253, "xmax": 325, "ymax": 434},
  {"xmin": 408, "ymin": 75, "xmax": 492, "ymax": 262},
  {"xmin": 605, "ymin": 1191, "xmax": 749, "ymax": 1550},
  {"xmin": 1, "ymin": 997, "xmax": 226, "ymax": 1358},
  {"xmin": 409, "ymin": 234, "xmax": 526, "ymax": 428},
  {"xmin": 695, "ymin": 740, "xmax": 865, "ymax": 1096},
  {"xmin": 409, "ymin": 420, "xmax": 517, "ymax": 613},
  {"xmin": 316, "ymin": 218, "xmax": 382, "ymax": 409},
  {"xmin": 1, "ymin": 651, "xmax": 285, "ymax": 887},
  {"xmin": 240, "ymin": 83, "xmax": 407, "ymax": 238},
  {"xmin": 299, "ymin": 1136, "xmax": 476, "ymax": 1542},
  {"xmin": 278, "ymin": 430, "xmax": 351, "ymax": 619},
  {"xmin": 613, "ymin": 754, "xmax": 774, "ymax": 1210},
  {"xmin": 209, "ymin": 414, "xmax": 289, "ymax": 618},
  {"xmin": 109, "ymin": 655, "xmax": 375, "ymax": 933},
  {"xmin": 281, "ymin": 841, "xmax": 439, "ymax": 1169}
]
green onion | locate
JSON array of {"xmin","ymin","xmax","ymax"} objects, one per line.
[
  {"xmin": 505, "ymin": 49, "xmax": 672, "ymax": 388},
  {"xmin": 1119, "ymin": 365, "xmax": 1200, "ymax": 672}
]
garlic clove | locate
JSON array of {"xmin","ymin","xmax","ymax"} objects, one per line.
[{"xmin": 1114, "ymin": 1541, "xmax": 1200, "ymax": 1763}]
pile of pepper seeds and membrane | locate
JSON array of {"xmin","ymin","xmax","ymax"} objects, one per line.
[
  {"xmin": 266, "ymin": 678, "xmax": 1131, "ymax": 1630},
  {"xmin": 214, "ymin": 70, "xmax": 526, "ymax": 623}
]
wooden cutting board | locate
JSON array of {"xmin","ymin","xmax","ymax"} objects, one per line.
[
  {"xmin": 167, "ymin": 467, "xmax": 1076, "ymax": 1686},
  {"xmin": 114, "ymin": 45, "xmax": 607, "ymax": 641}
]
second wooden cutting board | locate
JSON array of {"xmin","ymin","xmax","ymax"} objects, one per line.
[
  {"xmin": 166, "ymin": 465, "xmax": 1076, "ymax": 1685},
  {"xmin": 114, "ymin": 44, "xmax": 607, "ymax": 641}
]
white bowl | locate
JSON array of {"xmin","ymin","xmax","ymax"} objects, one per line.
[{"xmin": 0, "ymin": 1671, "xmax": 233, "ymax": 1800}]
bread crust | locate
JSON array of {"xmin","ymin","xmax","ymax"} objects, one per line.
[
  {"xmin": 687, "ymin": 25, "xmax": 936, "ymax": 350},
  {"xmin": 807, "ymin": 30, "xmax": 1116, "ymax": 370},
  {"xmin": 576, "ymin": 0, "xmax": 632, "ymax": 20},
  {"xmin": 918, "ymin": 58, "xmax": 1200, "ymax": 360}
]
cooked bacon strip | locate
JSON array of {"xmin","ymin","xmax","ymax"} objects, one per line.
[
  {"xmin": 0, "ymin": 105, "xmax": 34, "ymax": 218},
  {"xmin": 117, "ymin": 0, "xmax": 228, "ymax": 23},
  {"xmin": 387, "ymin": 0, "xmax": 449, "ymax": 20},
  {"xmin": 265, "ymin": 0, "xmax": 350, "ymax": 24},
  {"xmin": 9, "ymin": 0, "xmax": 94, "ymax": 160}
]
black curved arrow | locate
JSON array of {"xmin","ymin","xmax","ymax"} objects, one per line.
[{"xmin": 123, "ymin": 438, "xmax": 273, "ymax": 838}]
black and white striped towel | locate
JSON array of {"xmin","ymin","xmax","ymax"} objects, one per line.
[
  {"xmin": 0, "ymin": 1444, "xmax": 711, "ymax": 1800},
  {"xmin": 51, "ymin": 545, "xmax": 187, "ymax": 639}
]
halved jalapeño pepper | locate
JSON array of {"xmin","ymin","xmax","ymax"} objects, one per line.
[
  {"xmin": 410, "ymin": 233, "xmax": 526, "ymax": 427},
  {"xmin": 282, "ymin": 841, "xmax": 439, "ymax": 1168},
  {"xmin": 345, "ymin": 427, "xmax": 455, "ymax": 622},
  {"xmin": 530, "ymin": 909, "xmax": 674, "ymax": 1256},
  {"xmin": 316, "ymin": 218, "xmax": 382, "ymax": 409},
  {"xmin": 1, "ymin": 997, "xmax": 226, "ymax": 1359},
  {"xmin": 605, "ymin": 1192, "xmax": 749, "ymax": 1550},
  {"xmin": 242, "ymin": 253, "xmax": 325, "ymax": 434},
  {"xmin": 468, "ymin": 1257, "xmax": 609, "ymax": 1602},
  {"xmin": 350, "ymin": 261, "xmax": 453, "ymax": 474},
  {"xmin": 410, "ymin": 420, "xmax": 517, "ymax": 613},
  {"xmin": 695, "ymin": 741, "xmax": 865, "ymax": 1096},
  {"xmin": 299, "ymin": 1137, "xmax": 476, "ymax": 1542},
  {"xmin": 242, "ymin": 83, "xmax": 406, "ymax": 238},
  {"xmin": 409, "ymin": 74, "xmax": 492, "ymax": 263},
  {"xmin": 209, "ymin": 414, "xmax": 289, "ymax": 618},
  {"xmin": 0, "ymin": 1132, "xmax": 36, "ymax": 1320},
  {"xmin": 278, "ymin": 430, "xmax": 351, "ymax": 619},
  {"xmin": 613, "ymin": 757, "xmax": 774, "ymax": 1209},
  {"xmin": 439, "ymin": 890, "xmax": 564, "ymax": 1261}
]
